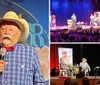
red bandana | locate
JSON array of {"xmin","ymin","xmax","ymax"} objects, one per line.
[{"xmin": 3, "ymin": 46, "xmax": 15, "ymax": 51}]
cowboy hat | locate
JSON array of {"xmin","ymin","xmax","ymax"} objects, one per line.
[
  {"xmin": 82, "ymin": 58, "xmax": 87, "ymax": 61},
  {"xmin": 0, "ymin": 11, "xmax": 29, "ymax": 43}
]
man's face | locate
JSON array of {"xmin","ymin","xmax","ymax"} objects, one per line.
[
  {"xmin": 0, "ymin": 22, "xmax": 21, "ymax": 46},
  {"xmin": 82, "ymin": 60, "xmax": 86, "ymax": 63},
  {"xmin": 62, "ymin": 52, "xmax": 67, "ymax": 57}
]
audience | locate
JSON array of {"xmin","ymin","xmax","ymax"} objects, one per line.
[
  {"xmin": 50, "ymin": 29, "xmax": 100, "ymax": 42},
  {"xmin": 64, "ymin": 77, "xmax": 71, "ymax": 85},
  {"xmin": 95, "ymin": 79, "xmax": 100, "ymax": 85},
  {"xmin": 82, "ymin": 77, "xmax": 90, "ymax": 85},
  {"xmin": 69, "ymin": 79, "xmax": 79, "ymax": 85},
  {"xmin": 51, "ymin": 76, "xmax": 100, "ymax": 85}
]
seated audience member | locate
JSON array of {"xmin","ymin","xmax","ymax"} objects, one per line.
[
  {"xmin": 82, "ymin": 77, "xmax": 90, "ymax": 85},
  {"xmin": 69, "ymin": 79, "xmax": 79, "ymax": 85},
  {"xmin": 64, "ymin": 77, "xmax": 71, "ymax": 85},
  {"xmin": 50, "ymin": 82, "xmax": 56, "ymax": 85},
  {"xmin": 95, "ymin": 79, "xmax": 100, "ymax": 85}
]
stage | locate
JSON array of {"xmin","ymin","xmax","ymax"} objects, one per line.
[
  {"xmin": 51, "ymin": 76, "xmax": 100, "ymax": 85},
  {"xmin": 50, "ymin": 25, "xmax": 100, "ymax": 31}
]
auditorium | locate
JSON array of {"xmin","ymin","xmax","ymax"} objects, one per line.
[
  {"xmin": 50, "ymin": 44, "xmax": 100, "ymax": 85},
  {"xmin": 50, "ymin": 0, "xmax": 100, "ymax": 42}
]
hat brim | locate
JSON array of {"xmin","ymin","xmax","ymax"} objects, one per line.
[
  {"xmin": 0, "ymin": 18, "xmax": 29, "ymax": 43},
  {"xmin": 82, "ymin": 58, "xmax": 87, "ymax": 61}
]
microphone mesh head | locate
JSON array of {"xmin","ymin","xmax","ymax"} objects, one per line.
[{"xmin": 0, "ymin": 47, "xmax": 6, "ymax": 56}]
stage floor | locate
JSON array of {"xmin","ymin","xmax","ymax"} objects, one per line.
[{"xmin": 50, "ymin": 25, "xmax": 100, "ymax": 31}]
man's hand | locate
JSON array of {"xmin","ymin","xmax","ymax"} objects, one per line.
[{"xmin": 0, "ymin": 60, "xmax": 8, "ymax": 72}]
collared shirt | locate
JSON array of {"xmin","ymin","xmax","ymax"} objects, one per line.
[
  {"xmin": 71, "ymin": 14, "xmax": 77, "ymax": 22},
  {"xmin": 0, "ymin": 43, "xmax": 45, "ymax": 85},
  {"xmin": 80, "ymin": 62, "xmax": 91, "ymax": 71}
]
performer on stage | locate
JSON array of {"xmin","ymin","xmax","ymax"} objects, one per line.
[
  {"xmin": 60, "ymin": 50, "xmax": 72, "ymax": 76},
  {"xmin": 50, "ymin": 11, "xmax": 53, "ymax": 27},
  {"xmin": 94, "ymin": 13, "xmax": 100, "ymax": 26},
  {"xmin": 79, "ymin": 58, "xmax": 91, "ymax": 77},
  {"xmin": 0, "ymin": 11, "xmax": 45, "ymax": 85},
  {"xmin": 90, "ymin": 13, "xmax": 95, "ymax": 26},
  {"xmin": 51, "ymin": 15, "xmax": 56, "ymax": 27},
  {"xmin": 71, "ymin": 13, "xmax": 77, "ymax": 27}
]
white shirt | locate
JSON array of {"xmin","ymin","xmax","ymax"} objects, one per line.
[{"xmin": 80, "ymin": 62, "xmax": 91, "ymax": 71}]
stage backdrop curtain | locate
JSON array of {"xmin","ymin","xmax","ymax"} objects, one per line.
[
  {"xmin": 50, "ymin": 44, "xmax": 61, "ymax": 70},
  {"xmin": 51, "ymin": 0, "xmax": 93, "ymax": 26}
]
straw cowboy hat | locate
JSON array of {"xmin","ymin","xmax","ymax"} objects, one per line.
[
  {"xmin": 82, "ymin": 58, "xmax": 87, "ymax": 61},
  {"xmin": 0, "ymin": 11, "xmax": 29, "ymax": 43}
]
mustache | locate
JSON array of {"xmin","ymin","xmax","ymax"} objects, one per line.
[{"xmin": 2, "ymin": 35, "xmax": 12, "ymax": 40}]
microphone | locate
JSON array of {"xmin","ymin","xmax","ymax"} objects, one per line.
[
  {"xmin": 0, "ymin": 47, "xmax": 6, "ymax": 60},
  {"xmin": 0, "ymin": 47, "xmax": 6, "ymax": 77}
]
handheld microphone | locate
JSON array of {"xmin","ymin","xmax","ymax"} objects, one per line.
[
  {"xmin": 0, "ymin": 47, "xmax": 6, "ymax": 60},
  {"xmin": 0, "ymin": 47, "xmax": 6, "ymax": 77}
]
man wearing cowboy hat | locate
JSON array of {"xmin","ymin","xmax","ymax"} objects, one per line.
[
  {"xmin": 0, "ymin": 11, "xmax": 45, "ymax": 85},
  {"xmin": 60, "ymin": 50, "xmax": 72, "ymax": 76},
  {"xmin": 60, "ymin": 50, "xmax": 72, "ymax": 66},
  {"xmin": 79, "ymin": 58, "xmax": 91, "ymax": 77}
]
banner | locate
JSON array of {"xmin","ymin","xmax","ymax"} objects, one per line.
[{"xmin": 58, "ymin": 48, "xmax": 73, "ymax": 76}]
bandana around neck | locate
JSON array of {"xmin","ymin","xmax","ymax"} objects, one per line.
[{"xmin": 2, "ymin": 45, "xmax": 15, "ymax": 51}]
